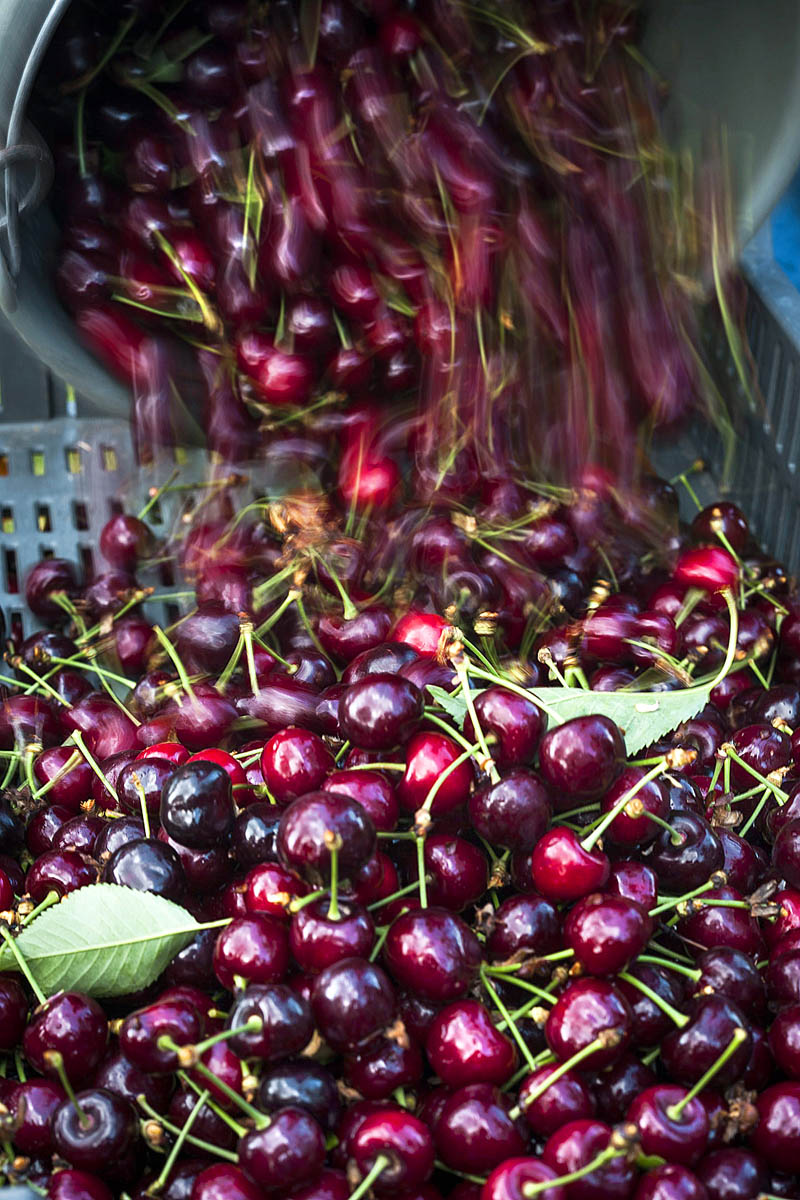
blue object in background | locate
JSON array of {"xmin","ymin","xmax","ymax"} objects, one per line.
[{"xmin": 771, "ymin": 168, "xmax": 800, "ymax": 288}]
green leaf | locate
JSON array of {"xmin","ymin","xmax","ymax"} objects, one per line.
[
  {"xmin": 427, "ymin": 682, "xmax": 712, "ymax": 757},
  {"xmin": 0, "ymin": 885, "xmax": 208, "ymax": 999}
]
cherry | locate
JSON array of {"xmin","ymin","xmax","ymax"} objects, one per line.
[
  {"xmin": 258, "ymin": 1061, "xmax": 341, "ymax": 1131},
  {"xmin": 311, "ymin": 956, "xmax": 395, "ymax": 1052},
  {"xmin": 729, "ymin": 722, "xmax": 792, "ymax": 788},
  {"xmin": 323, "ymin": 769, "xmax": 399, "ymax": 832},
  {"xmin": 343, "ymin": 1033, "xmax": 425, "ymax": 1100},
  {"xmin": 244, "ymin": 861, "xmax": 306, "ymax": 917},
  {"xmin": 103, "ymin": 838, "xmax": 185, "ymax": 902},
  {"xmin": 595, "ymin": 1053, "xmax": 657, "ymax": 1124},
  {"xmin": 350, "ymin": 1108, "xmax": 435, "ymax": 1193},
  {"xmin": 426, "ymin": 999, "xmax": 516, "ymax": 1088},
  {"xmin": 582, "ymin": 601, "xmax": 638, "ymax": 664},
  {"xmin": 538, "ymin": 715, "xmax": 624, "ymax": 800},
  {"xmin": 564, "ymin": 893, "xmax": 650, "ymax": 975},
  {"xmin": 158, "ymin": 828, "xmax": 232, "ymax": 894},
  {"xmin": 633, "ymin": 1165, "xmax": 708, "ymax": 1200},
  {"xmin": 117, "ymin": 757, "xmax": 175, "ymax": 816},
  {"xmin": 260, "ymin": 727, "xmax": 334, "ymax": 804},
  {"xmin": 691, "ymin": 502, "xmax": 749, "ymax": 553},
  {"xmin": 233, "ymin": 802, "xmax": 281, "ymax": 867},
  {"xmin": 213, "ymin": 913, "xmax": 289, "ymax": 989},
  {"xmin": 93, "ymin": 816, "xmax": 145, "ymax": 860},
  {"xmin": 0, "ymin": 973, "xmax": 28, "ymax": 1049},
  {"xmin": 626, "ymin": 1084, "xmax": 709, "ymax": 1165},
  {"xmin": 24, "ymin": 992, "xmax": 107, "ymax": 1085},
  {"xmin": 0, "ymin": 695, "xmax": 60, "ymax": 750},
  {"xmin": 696, "ymin": 1149, "xmax": 768, "ymax": 1200},
  {"xmin": 12, "ymin": 1078, "xmax": 65, "ymax": 1155},
  {"xmin": 435, "ymin": 1084, "xmax": 526, "ymax": 1176},
  {"xmin": 600, "ymin": 767, "xmax": 669, "ymax": 846},
  {"xmin": 94, "ymin": 1050, "xmax": 173, "ymax": 1114},
  {"xmin": 542, "ymin": 1118, "xmax": 636, "ymax": 1200},
  {"xmin": 99, "ymin": 514, "xmax": 154, "ymax": 571},
  {"xmin": 486, "ymin": 893, "xmax": 562, "ymax": 962},
  {"xmin": 678, "ymin": 886, "xmax": 763, "ymax": 958},
  {"xmin": 160, "ymin": 760, "xmax": 235, "ymax": 850},
  {"xmin": 482, "ymin": 1158, "xmax": 566, "ymax": 1200},
  {"xmin": 424, "ymin": 834, "xmax": 488, "ymax": 910},
  {"xmin": 397, "ymin": 731, "xmax": 473, "ymax": 816},
  {"xmin": 462, "ymin": 686, "xmax": 544, "ymax": 767},
  {"xmin": 531, "ymin": 828, "xmax": 610, "ymax": 903},
  {"xmin": 24, "ymin": 558, "xmax": 80, "ymax": 623},
  {"xmin": 237, "ymin": 332, "xmax": 315, "ymax": 406},
  {"xmin": 238, "ymin": 1107, "xmax": 326, "ymax": 1192},
  {"xmin": 773, "ymin": 818, "xmax": 800, "ymax": 889},
  {"xmin": 120, "ymin": 999, "xmax": 202, "ymax": 1074},
  {"xmin": 383, "ymin": 908, "xmax": 481, "ymax": 1003},
  {"xmin": 278, "ymin": 790, "xmax": 376, "ymax": 882},
  {"xmin": 545, "ymin": 978, "xmax": 633, "ymax": 1067},
  {"xmin": 174, "ymin": 605, "xmax": 241, "ymax": 675},
  {"xmin": 619, "ymin": 963, "xmax": 687, "ymax": 1047},
  {"xmin": 768, "ymin": 1003, "xmax": 800, "ymax": 1078},
  {"xmin": 28, "ymin": 848, "xmax": 96, "ymax": 902},
  {"xmin": 675, "ymin": 547, "xmax": 739, "ymax": 594},
  {"xmin": 648, "ymin": 812, "xmax": 724, "ymax": 891},
  {"xmin": 607, "ymin": 860, "xmax": 659, "ymax": 915},
  {"xmin": 63, "ymin": 694, "xmax": 139, "ymax": 760},
  {"xmin": 518, "ymin": 1064, "xmax": 596, "ymax": 1138},
  {"xmin": 661, "ymin": 996, "xmax": 751, "ymax": 1088},
  {"xmin": 343, "ymin": 642, "xmax": 420, "ymax": 684},
  {"xmin": 33, "ymin": 747, "xmax": 94, "ymax": 810},
  {"xmin": 468, "ymin": 769, "xmax": 551, "ymax": 852},
  {"xmin": 48, "ymin": 1169, "xmax": 114, "ymax": 1200},
  {"xmin": 27, "ymin": 805, "xmax": 75, "ymax": 856},
  {"xmin": 225, "ymin": 982, "xmax": 313, "ymax": 1061},
  {"xmin": 338, "ymin": 674, "xmax": 424, "ymax": 749},
  {"xmin": 290, "ymin": 896, "xmax": 375, "ymax": 972},
  {"xmin": 52, "ymin": 1088, "xmax": 138, "ymax": 1175},
  {"xmin": 750, "ymin": 1082, "xmax": 800, "ymax": 1173},
  {"xmin": 392, "ymin": 612, "xmax": 450, "ymax": 659},
  {"xmin": 191, "ymin": 1164, "xmax": 262, "ymax": 1200},
  {"xmin": 54, "ymin": 814, "xmax": 106, "ymax": 856}
]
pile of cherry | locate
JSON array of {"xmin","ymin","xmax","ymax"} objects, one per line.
[{"xmin": 0, "ymin": 480, "xmax": 799, "ymax": 1200}]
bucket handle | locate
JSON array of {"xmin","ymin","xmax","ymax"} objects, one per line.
[{"xmin": 0, "ymin": 0, "xmax": 70, "ymax": 313}]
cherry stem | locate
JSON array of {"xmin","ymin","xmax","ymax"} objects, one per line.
[
  {"xmin": 369, "ymin": 877, "xmax": 428, "ymax": 912},
  {"xmin": 44, "ymin": 1051, "xmax": 90, "ymax": 1129},
  {"xmin": 523, "ymin": 1144, "xmax": 623, "ymax": 1196},
  {"xmin": 138, "ymin": 469, "xmax": 180, "ymax": 520},
  {"xmin": 452, "ymin": 654, "xmax": 500, "ymax": 783},
  {"xmin": 635, "ymin": 955, "xmax": 700, "ymax": 981},
  {"xmin": 581, "ymin": 758, "xmax": 668, "ymax": 852},
  {"xmin": 137, "ymin": 1095, "xmax": 239, "ymax": 1163},
  {"xmin": 70, "ymin": 730, "xmax": 119, "ymax": 803},
  {"xmin": 216, "ymin": 633, "xmax": 244, "ymax": 692},
  {"xmin": 480, "ymin": 965, "xmax": 538, "ymax": 1071},
  {"xmin": 416, "ymin": 834, "xmax": 428, "ymax": 909},
  {"xmin": 160, "ymin": 1039, "xmax": 269, "ymax": 1129},
  {"xmin": 618, "ymin": 971, "xmax": 689, "ymax": 1028},
  {"xmin": 192, "ymin": 1017, "xmax": 263, "ymax": 1058},
  {"xmin": 707, "ymin": 588, "xmax": 739, "ymax": 692},
  {"xmin": 739, "ymin": 786, "xmax": 771, "ymax": 838},
  {"xmin": 178, "ymin": 1070, "xmax": 247, "ymax": 1137},
  {"xmin": 326, "ymin": 832, "xmax": 342, "ymax": 921},
  {"xmin": 418, "ymin": 739, "xmax": 484, "ymax": 817},
  {"xmin": 310, "ymin": 549, "xmax": 358, "ymax": 621},
  {"xmin": 21, "ymin": 890, "xmax": 60, "ymax": 925},
  {"xmin": 465, "ymin": 663, "xmax": 564, "ymax": 722},
  {"xmin": 126, "ymin": 770, "xmax": 151, "ymax": 839},
  {"xmin": 347, "ymin": 1154, "xmax": 391, "ymax": 1200},
  {"xmin": 649, "ymin": 876, "xmax": 721, "ymax": 917},
  {"xmin": 349, "ymin": 762, "xmax": 405, "ymax": 772},
  {"xmin": 666, "ymin": 1026, "xmax": 749, "ymax": 1120},
  {"xmin": 641, "ymin": 810, "xmax": 683, "ymax": 845},
  {"xmin": 153, "ymin": 625, "xmax": 197, "ymax": 703},
  {"xmin": 11, "ymin": 661, "xmax": 71, "ymax": 707},
  {"xmin": 0, "ymin": 925, "xmax": 46, "ymax": 1005},
  {"xmin": 30, "ymin": 749, "xmax": 82, "ymax": 802},
  {"xmin": 491, "ymin": 973, "xmax": 557, "ymax": 1006},
  {"xmin": 720, "ymin": 744, "xmax": 788, "ymax": 802},
  {"xmin": 289, "ymin": 888, "xmax": 326, "ymax": 913},
  {"xmin": 510, "ymin": 1033, "xmax": 611, "ymax": 1119},
  {"xmin": 149, "ymin": 1087, "xmax": 210, "ymax": 1193},
  {"xmin": 240, "ymin": 618, "xmax": 260, "ymax": 697}
]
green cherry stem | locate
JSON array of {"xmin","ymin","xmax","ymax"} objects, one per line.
[
  {"xmin": 149, "ymin": 1088, "xmax": 211, "ymax": 1194},
  {"xmin": 648, "ymin": 876, "xmax": 722, "ymax": 918},
  {"xmin": 69, "ymin": 730, "xmax": 119, "ymax": 803},
  {"xmin": 739, "ymin": 787, "xmax": 772, "ymax": 838},
  {"xmin": 21, "ymin": 890, "xmax": 61, "ymax": 925},
  {"xmin": 451, "ymin": 653, "xmax": 500, "ymax": 783},
  {"xmin": 719, "ymin": 744, "xmax": 789, "ymax": 802},
  {"xmin": 159, "ymin": 1038, "xmax": 269, "ymax": 1129},
  {"xmin": 480, "ymin": 965, "xmax": 538, "ymax": 1071},
  {"xmin": 635, "ymin": 955, "xmax": 700, "ymax": 982},
  {"xmin": 618, "ymin": 971, "xmax": 689, "ymax": 1028},
  {"xmin": 509, "ymin": 1032, "xmax": 616, "ymax": 1120},
  {"xmin": 666, "ymin": 1027, "xmax": 749, "ymax": 1120},
  {"xmin": 44, "ymin": 1051, "xmax": 89, "ymax": 1128},
  {"xmin": 153, "ymin": 626, "xmax": 197, "ymax": 703},
  {"xmin": 0, "ymin": 926, "xmax": 46, "ymax": 1005},
  {"xmin": 523, "ymin": 1143, "xmax": 624, "ymax": 1196},
  {"xmin": 326, "ymin": 832, "xmax": 342, "ymax": 921},
  {"xmin": 368, "ymin": 878, "xmax": 428, "ymax": 912},
  {"xmin": 178, "ymin": 1071, "xmax": 247, "ymax": 1137},
  {"xmin": 416, "ymin": 833, "xmax": 428, "ymax": 909},
  {"xmin": 346, "ymin": 1155, "xmax": 391, "ymax": 1200},
  {"xmin": 581, "ymin": 758, "xmax": 668, "ymax": 852},
  {"xmin": 240, "ymin": 618, "xmax": 260, "ymax": 697},
  {"xmin": 137, "ymin": 1095, "xmax": 239, "ymax": 1163},
  {"xmin": 191, "ymin": 1017, "xmax": 263, "ymax": 1058}
]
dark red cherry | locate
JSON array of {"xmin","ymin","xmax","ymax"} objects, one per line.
[
  {"xmin": 99, "ymin": 515, "xmax": 154, "ymax": 571},
  {"xmin": 397, "ymin": 731, "xmax": 472, "ymax": 816},
  {"xmin": 486, "ymin": 893, "xmax": 561, "ymax": 962},
  {"xmin": 191, "ymin": 1164, "xmax": 262, "ymax": 1200},
  {"xmin": 632, "ymin": 1164, "xmax": 707, "ymax": 1200},
  {"xmin": 238, "ymin": 1107, "xmax": 325, "ymax": 1193},
  {"xmin": 750, "ymin": 1082, "xmax": 800, "ymax": 1174},
  {"xmin": 600, "ymin": 767, "xmax": 669, "ymax": 846},
  {"xmin": 383, "ymin": 908, "xmax": 481, "ymax": 1003},
  {"xmin": 1, "ymin": 694, "xmax": 60, "ymax": 750},
  {"xmin": 619, "ymin": 963, "xmax": 687, "ymax": 1048},
  {"xmin": 52, "ymin": 1088, "xmax": 138, "ymax": 1175},
  {"xmin": 24, "ymin": 559, "xmax": 80, "ymax": 623},
  {"xmin": 463, "ymin": 686, "xmax": 544, "ymax": 767},
  {"xmin": 224, "ymin": 983, "xmax": 313, "ymax": 1062},
  {"xmin": 730, "ymin": 722, "xmax": 792, "ymax": 788},
  {"xmin": 627, "ymin": 1084, "xmax": 709, "ymax": 1165},
  {"xmin": 648, "ymin": 812, "xmax": 724, "ymax": 891},
  {"xmin": 120, "ymin": 999, "xmax": 202, "ymax": 1074},
  {"xmin": 323, "ymin": 769, "xmax": 398, "ymax": 833},
  {"xmin": 773, "ymin": 818, "xmax": 800, "ymax": 889},
  {"xmin": 290, "ymin": 897, "xmax": 375, "ymax": 973},
  {"xmin": 531, "ymin": 828, "xmax": 610, "ymax": 903},
  {"xmin": 26, "ymin": 804, "xmax": 75, "ymax": 856},
  {"xmin": 260, "ymin": 727, "xmax": 334, "ymax": 805},
  {"xmin": 350, "ymin": 1108, "xmax": 435, "ymax": 1192},
  {"xmin": 691, "ymin": 503, "xmax": 749, "ymax": 553},
  {"xmin": 93, "ymin": 816, "xmax": 145, "ymax": 860},
  {"xmin": 435, "ymin": 1083, "xmax": 526, "ymax": 1176},
  {"xmin": 538, "ymin": 715, "xmax": 624, "ymax": 800},
  {"xmin": 175, "ymin": 605, "xmax": 241, "ymax": 675},
  {"xmin": 468, "ymin": 769, "xmax": 551, "ymax": 852},
  {"xmin": 696, "ymin": 1148, "xmax": 768, "ymax": 1200},
  {"xmin": 338, "ymin": 674, "xmax": 424, "ymax": 749},
  {"xmin": 595, "ymin": 1053, "xmax": 657, "ymax": 1125},
  {"xmin": 312, "ymin": 956, "xmax": 395, "ymax": 1052},
  {"xmin": 277, "ymin": 790, "xmax": 376, "ymax": 883},
  {"xmin": 103, "ymin": 838, "xmax": 185, "ymax": 902},
  {"xmin": 232, "ymin": 802, "xmax": 281, "ymax": 868},
  {"xmin": 482, "ymin": 1157, "xmax": 566, "ymax": 1200},
  {"xmin": 542, "ymin": 1118, "xmax": 637, "ymax": 1200},
  {"xmin": 768, "ymin": 1003, "xmax": 800, "ymax": 1079},
  {"xmin": 245, "ymin": 861, "xmax": 306, "ymax": 918},
  {"xmin": 545, "ymin": 978, "xmax": 632, "ymax": 1067},
  {"xmin": 426, "ymin": 999, "xmax": 516, "ymax": 1088},
  {"xmin": 564, "ymin": 893, "xmax": 650, "ymax": 975},
  {"xmin": 160, "ymin": 761, "xmax": 234, "ymax": 850},
  {"xmin": 12, "ymin": 1078, "xmax": 66, "ymax": 1156},
  {"xmin": 117, "ymin": 757, "xmax": 174, "ymax": 816},
  {"xmin": 518, "ymin": 1063, "xmax": 596, "ymax": 1138},
  {"xmin": 258, "ymin": 1060, "xmax": 341, "ymax": 1132},
  {"xmin": 343, "ymin": 1032, "xmax": 424, "ymax": 1099},
  {"xmin": 27, "ymin": 848, "xmax": 96, "ymax": 903},
  {"xmin": 0, "ymin": 974, "xmax": 28, "ymax": 1050},
  {"xmin": 213, "ymin": 914, "xmax": 289, "ymax": 989},
  {"xmin": 675, "ymin": 547, "xmax": 739, "ymax": 594},
  {"xmin": 342, "ymin": 642, "xmax": 420, "ymax": 684},
  {"xmin": 678, "ymin": 886, "xmax": 763, "ymax": 958},
  {"xmin": 661, "ymin": 996, "xmax": 751, "ymax": 1088},
  {"xmin": 48, "ymin": 1169, "xmax": 115, "ymax": 1200},
  {"xmin": 607, "ymin": 860, "xmax": 659, "ymax": 915},
  {"xmin": 425, "ymin": 835, "xmax": 488, "ymax": 911},
  {"xmin": 94, "ymin": 1050, "xmax": 173, "ymax": 1115},
  {"xmin": 24, "ymin": 992, "xmax": 107, "ymax": 1085}
]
